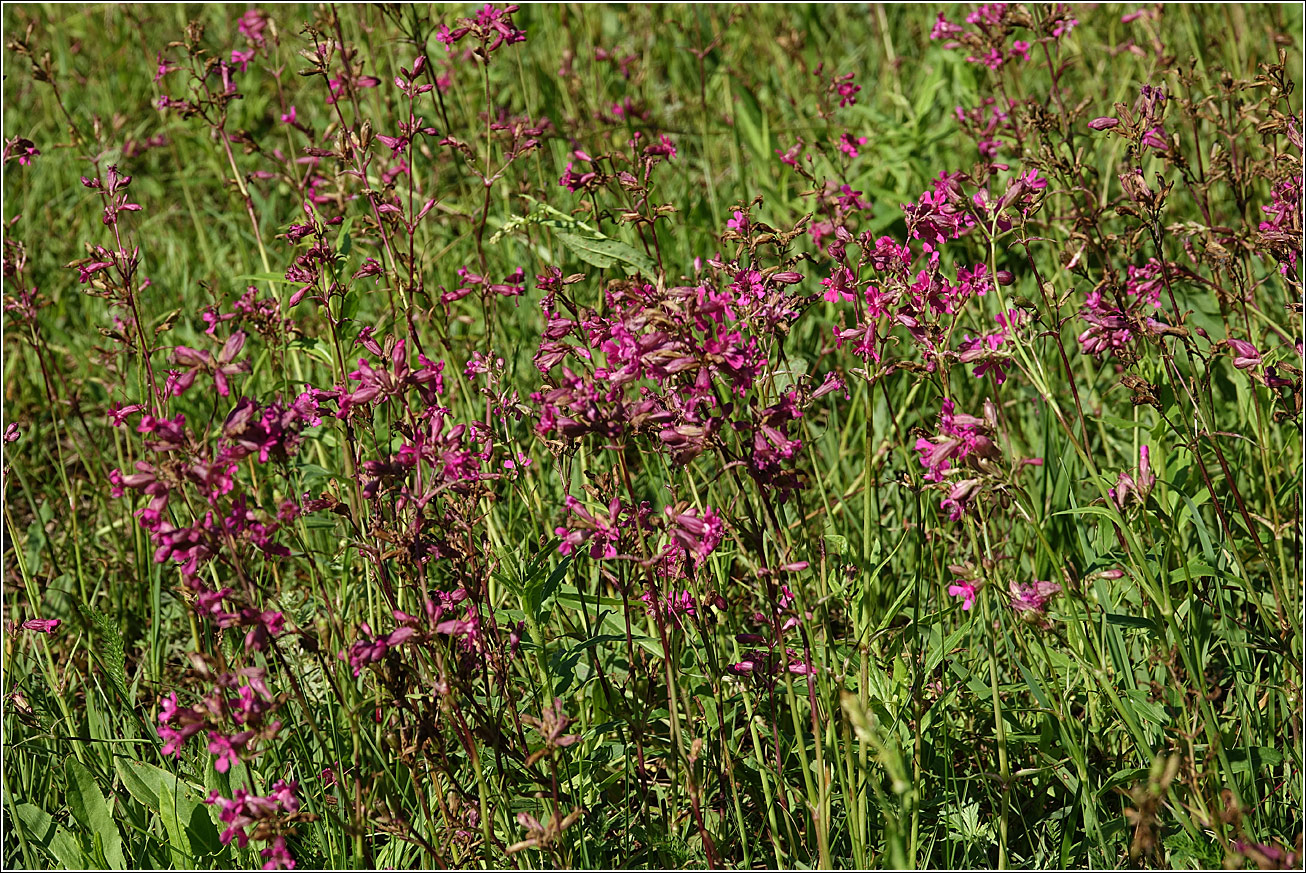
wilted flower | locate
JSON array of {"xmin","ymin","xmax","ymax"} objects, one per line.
[{"xmin": 1008, "ymin": 579, "xmax": 1062, "ymax": 615}]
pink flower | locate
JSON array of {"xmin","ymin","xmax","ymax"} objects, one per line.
[
  {"xmin": 17, "ymin": 618, "xmax": 60, "ymax": 634},
  {"xmin": 170, "ymin": 332, "xmax": 251, "ymax": 397},
  {"xmin": 948, "ymin": 581, "xmax": 980, "ymax": 611},
  {"xmin": 641, "ymin": 589, "xmax": 698, "ymax": 628},
  {"xmin": 821, "ymin": 267, "xmax": 857, "ymax": 303},
  {"xmin": 3, "ymin": 137, "xmax": 40, "ymax": 166},
  {"xmin": 643, "ymin": 133, "xmax": 676, "ymax": 158},
  {"xmin": 1227, "ymin": 338, "xmax": 1262, "ymax": 370},
  {"xmin": 230, "ymin": 48, "xmax": 255, "ymax": 72},
  {"xmin": 260, "ymin": 836, "xmax": 295, "ymax": 871},
  {"xmin": 666, "ymin": 505, "xmax": 724, "ymax": 561},
  {"xmin": 1109, "ymin": 446, "xmax": 1156, "ymax": 511},
  {"xmin": 915, "ymin": 398, "xmax": 997, "ymax": 482},
  {"xmin": 831, "ymin": 72, "xmax": 860, "ymax": 107},
  {"xmin": 1009, "ymin": 580, "xmax": 1062, "ymax": 615},
  {"xmin": 929, "ymin": 13, "xmax": 964, "ymax": 41},
  {"xmin": 206, "ymin": 780, "xmax": 299, "ymax": 863},
  {"xmin": 837, "ymin": 131, "xmax": 868, "ymax": 158},
  {"xmin": 775, "ymin": 140, "xmax": 805, "ymax": 167}
]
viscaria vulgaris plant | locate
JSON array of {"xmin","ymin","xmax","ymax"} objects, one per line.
[{"xmin": 1, "ymin": 4, "xmax": 1301, "ymax": 871}]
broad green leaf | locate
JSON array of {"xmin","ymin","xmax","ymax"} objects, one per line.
[
  {"xmin": 491, "ymin": 198, "xmax": 657, "ymax": 276},
  {"xmin": 66, "ymin": 759, "xmax": 125, "ymax": 869},
  {"xmin": 115, "ymin": 758, "xmax": 222, "ymax": 866},
  {"xmin": 553, "ymin": 230, "xmax": 656, "ymax": 276},
  {"xmin": 115, "ymin": 759, "xmax": 164, "ymax": 811},
  {"xmin": 12, "ymin": 802, "xmax": 87, "ymax": 868},
  {"xmin": 334, "ymin": 215, "xmax": 356, "ymax": 254},
  {"xmin": 1223, "ymin": 745, "xmax": 1284, "ymax": 773},
  {"xmin": 155, "ymin": 784, "xmax": 196, "ymax": 869}
]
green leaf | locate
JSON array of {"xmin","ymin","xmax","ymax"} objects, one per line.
[
  {"xmin": 1223, "ymin": 745, "xmax": 1284, "ymax": 773},
  {"xmin": 1104, "ymin": 613, "xmax": 1160, "ymax": 635},
  {"xmin": 1098, "ymin": 767, "xmax": 1150, "ymax": 797},
  {"xmin": 154, "ymin": 784, "xmax": 196, "ymax": 869},
  {"xmin": 232, "ymin": 272, "xmax": 298, "ymax": 285},
  {"xmin": 1015, "ymin": 659, "xmax": 1053, "ymax": 711},
  {"xmin": 335, "ymin": 215, "xmax": 356, "ymax": 255},
  {"xmin": 115, "ymin": 759, "xmax": 222, "ymax": 867},
  {"xmin": 115, "ymin": 759, "xmax": 163, "ymax": 811},
  {"xmin": 66, "ymin": 759, "xmax": 125, "ymax": 869},
  {"xmin": 1123, "ymin": 689, "xmax": 1169, "ymax": 727},
  {"xmin": 823, "ymin": 533, "xmax": 849, "ymax": 557},
  {"xmin": 553, "ymin": 230, "xmax": 656, "ymax": 276},
  {"xmin": 1051, "ymin": 505, "xmax": 1121, "ymax": 523},
  {"xmin": 490, "ymin": 198, "xmax": 657, "ymax": 276},
  {"xmin": 12, "ymin": 802, "xmax": 87, "ymax": 868},
  {"xmin": 525, "ymin": 556, "xmax": 571, "ymax": 617}
]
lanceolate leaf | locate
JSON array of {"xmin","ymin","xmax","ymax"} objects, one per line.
[
  {"xmin": 11, "ymin": 802, "xmax": 87, "ymax": 869},
  {"xmin": 491, "ymin": 198, "xmax": 658, "ymax": 276},
  {"xmin": 65, "ymin": 759, "xmax": 126, "ymax": 869}
]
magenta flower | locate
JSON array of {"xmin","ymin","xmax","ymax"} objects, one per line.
[
  {"xmin": 831, "ymin": 72, "xmax": 860, "ymax": 107},
  {"xmin": 3, "ymin": 137, "xmax": 40, "ymax": 166},
  {"xmin": 1109, "ymin": 445, "xmax": 1156, "ymax": 511},
  {"xmin": 340, "ymin": 619, "xmax": 419, "ymax": 676},
  {"xmin": 555, "ymin": 495, "xmax": 624, "ymax": 559},
  {"xmin": 1227, "ymin": 338, "xmax": 1263, "ymax": 370},
  {"xmin": 939, "ymin": 478, "xmax": 984, "ymax": 521},
  {"xmin": 642, "ymin": 589, "xmax": 698, "ymax": 628},
  {"xmin": 13, "ymin": 618, "xmax": 60, "ymax": 634},
  {"xmin": 929, "ymin": 13, "xmax": 964, "ymax": 41},
  {"xmin": 666, "ymin": 505, "xmax": 724, "ymax": 561},
  {"xmin": 236, "ymin": 8, "xmax": 269, "ymax": 47},
  {"xmin": 170, "ymin": 332, "xmax": 250, "ymax": 397},
  {"xmin": 643, "ymin": 133, "xmax": 677, "ymax": 158},
  {"xmin": 1009, "ymin": 580, "xmax": 1062, "ymax": 615},
  {"xmin": 948, "ymin": 581, "xmax": 980, "ymax": 611},
  {"xmin": 727, "ymin": 647, "xmax": 813, "ymax": 687},
  {"xmin": 260, "ymin": 836, "xmax": 295, "ymax": 871},
  {"xmin": 915, "ymin": 398, "xmax": 997, "ymax": 483},
  {"xmin": 205, "ymin": 779, "xmax": 299, "ymax": 863},
  {"xmin": 837, "ymin": 131, "xmax": 868, "ymax": 158},
  {"xmin": 1141, "ymin": 125, "xmax": 1169, "ymax": 151},
  {"xmin": 821, "ymin": 267, "xmax": 857, "ymax": 303},
  {"xmin": 775, "ymin": 140, "xmax": 805, "ymax": 167}
]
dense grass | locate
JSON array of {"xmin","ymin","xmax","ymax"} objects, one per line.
[{"xmin": 2, "ymin": 3, "xmax": 1302, "ymax": 869}]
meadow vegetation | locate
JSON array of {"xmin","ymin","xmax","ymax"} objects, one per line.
[{"xmin": 2, "ymin": 3, "xmax": 1303, "ymax": 869}]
